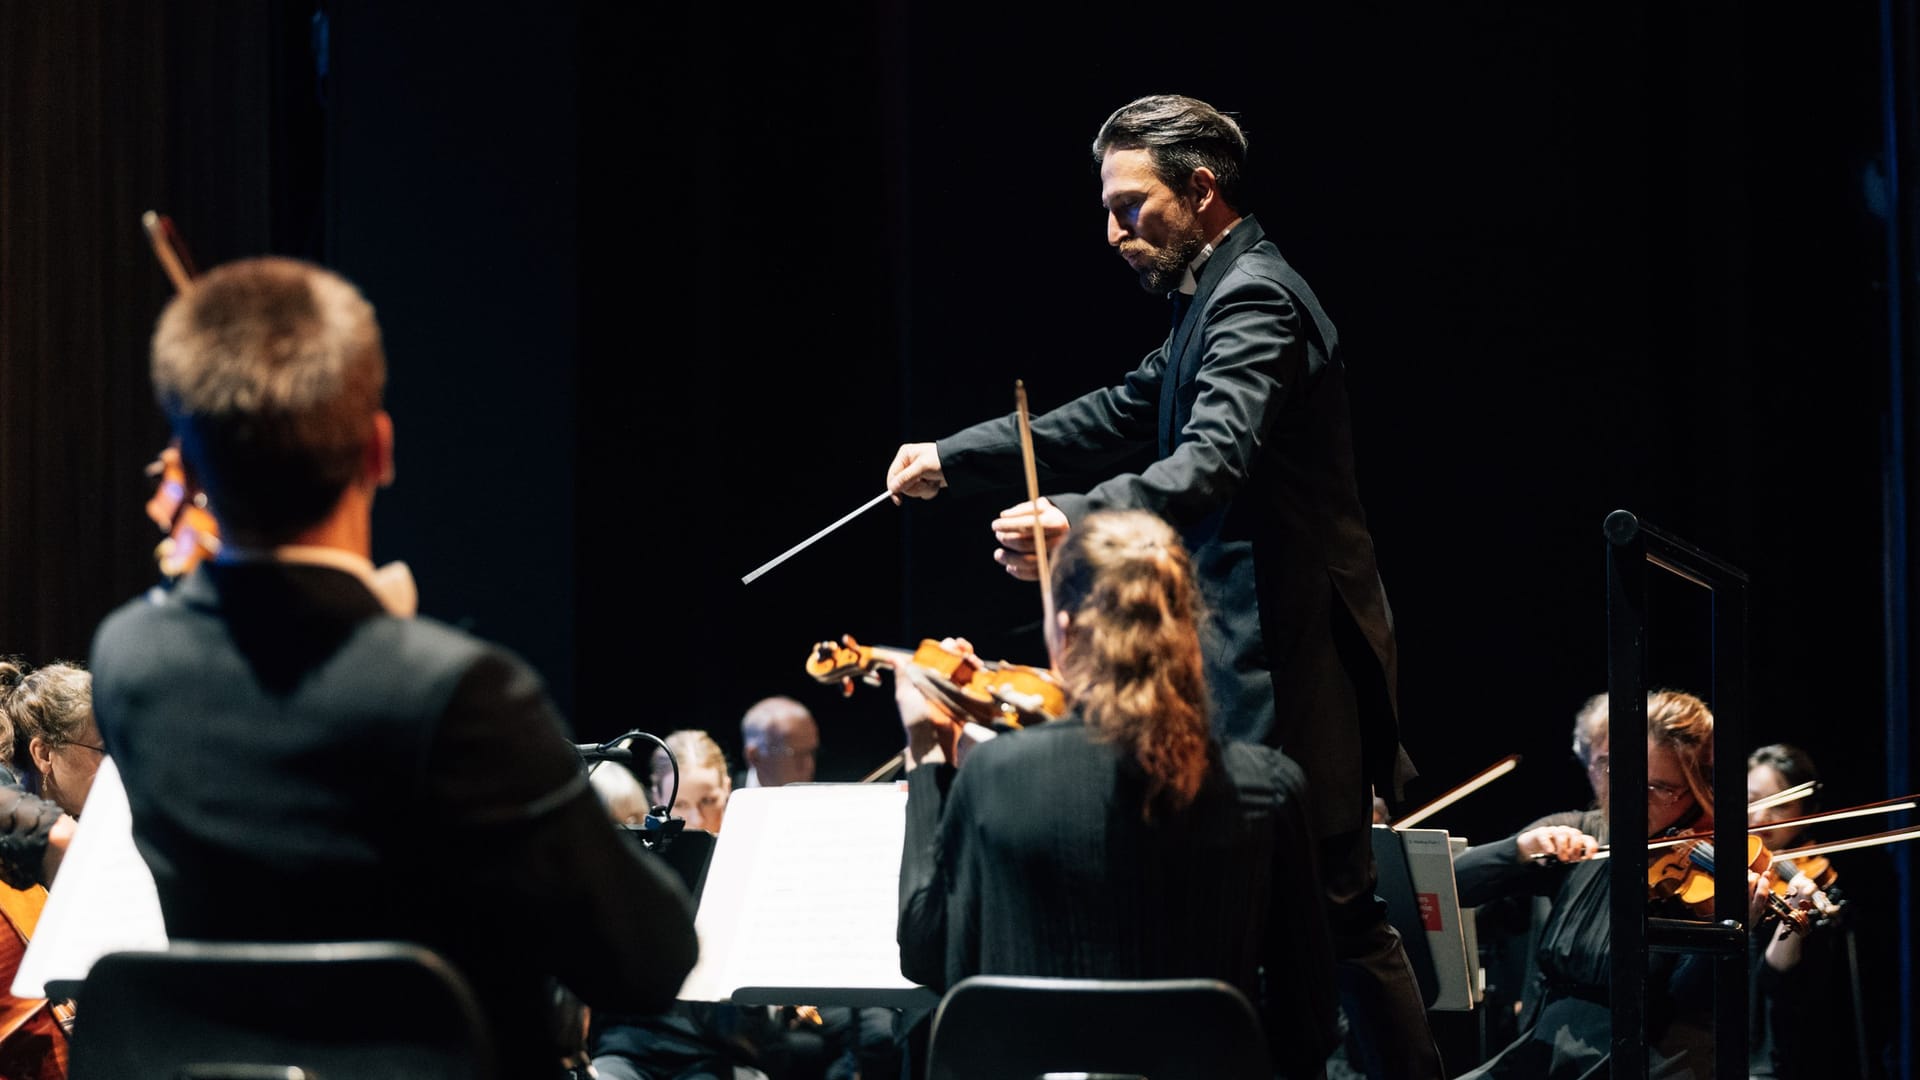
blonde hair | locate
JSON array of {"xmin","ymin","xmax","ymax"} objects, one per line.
[
  {"xmin": 1049, "ymin": 510, "xmax": 1210, "ymax": 818},
  {"xmin": 589, "ymin": 762, "xmax": 652, "ymax": 826},
  {"xmin": 648, "ymin": 730, "xmax": 731, "ymax": 804},
  {"xmin": 0, "ymin": 659, "xmax": 93, "ymax": 766}
]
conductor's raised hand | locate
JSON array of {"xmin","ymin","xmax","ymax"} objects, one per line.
[
  {"xmin": 887, "ymin": 443, "xmax": 947, "ymax": 504},
  {"xmin": 990, "ymin": 498, "xmax": 1069, "ymax": 581}
]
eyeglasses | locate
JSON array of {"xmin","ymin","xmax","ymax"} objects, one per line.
[
  {"xmin": 1585, "ymin": 756, "xmax": 1691, "ymax": 805},
  {"xmin": 65, "ymin": 742, "xmax": 107, "ymax": 755},
  {"xmin": 1646, "ymin": 780, "xmax": 1691, "ymax": 805}
]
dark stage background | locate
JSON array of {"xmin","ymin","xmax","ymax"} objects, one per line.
[{"xmin": 3, "ymin": 0, "xmax": 1916, "ymax": 1069}]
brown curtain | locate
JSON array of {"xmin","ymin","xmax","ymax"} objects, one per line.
[{"xmin": 0, "ymin": 1, "xmax": 308, "ymax": 666}]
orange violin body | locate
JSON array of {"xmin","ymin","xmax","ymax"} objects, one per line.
[
  {"xmin": 144, "ymin": 444, "xmax": 220, "ymax": 578},
  {"xmin": 806, "ymin": 635, "xmax": 1066, "ymax": 728},
  {"xmin": 1645, "ymin": 833, "xmax": 1825, "ymax": 934}
]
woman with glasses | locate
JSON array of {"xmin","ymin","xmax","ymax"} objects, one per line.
[
  {"xmin": 1, "ymin": 659, "xmax": 105, "ymax": 817},
  {"xmin": 1448, "ymin": 690, "xmax": 1775, "ymax": 1080}
]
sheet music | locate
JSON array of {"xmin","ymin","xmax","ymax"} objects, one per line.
[
  {"xmin": 13, "ymin": 756, "xmax": 168, "ymax": 998},
  {"xmin": 678, "ymin": 783, "xmax": 934, "ymax": 1007}
]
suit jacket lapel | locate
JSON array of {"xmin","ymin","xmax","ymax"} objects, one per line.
[{"xmin": 1159, "ymin": 217, "xmax": 1268, "ymax": 453}]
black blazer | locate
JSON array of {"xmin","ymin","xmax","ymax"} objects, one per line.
[
  {"xmin": 936, "ymin": 216, "xmax": 1415, "ymax": 830},
  {"xmin": 92, "ymin": 562, "xmax": 698, "ymax": 1079},
  {"xmin": 896, "ymin": 718, "xmax": 1340, "ymax": 1076}
]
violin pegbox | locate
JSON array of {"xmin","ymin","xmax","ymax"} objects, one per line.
[{"xmin": 808, "ymin": 636, "xmax": 886, "ymax": 695}]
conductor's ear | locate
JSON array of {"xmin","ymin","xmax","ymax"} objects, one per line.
[{"xmin": 1187, "ymin": 167, "xmax": 1219, "ymax": 213}]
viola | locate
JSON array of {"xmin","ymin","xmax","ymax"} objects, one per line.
[
  {"xmin": 1766, "ymin": 851, "xmax": 1843, "ymax": 925},
  {"xmin": 139, "ymin": 211, "xmax": 221, "ymax": 580},
  {"xmin": 0, "ymin": 882, "xmax": 69, "ymax": 1079},
  {"xmin": 1645, "ymin": 833, "xmax": 1827, "ymax": 935},
  {"xmin": 143, "ymin": 444, "xmax": 220, "ymax": 579},
  {"xmin": 806, "ymin": 635, "xmax": 1066, "ymax": 729}
]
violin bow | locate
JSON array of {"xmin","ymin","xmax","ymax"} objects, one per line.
[
  {"xmin": 1391, "ymin": 754, "xmax": 1520, "ymax": 829},
  {"xmin": 1578, "ymin": 791, "xmax": 1920, "ymax": 861},
  {"xmin": 1771, "ymin": 822, "xmax": 1920, "ymax": 862},
  {"xmin": 1747, "ymin": 779, "xmax": 1820, "ymax": 816},
  {"xmin": 141, "ymin": 210, "xmax": 197, "ymax": 293},
  {"xmin": 1014, "ymin": 381, "xmax": 1056, "ymax": 639}
]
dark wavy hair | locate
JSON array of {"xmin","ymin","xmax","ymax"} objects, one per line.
[
  {"xmin": 1091, "ymin": 94, "xmax": 1251, "ymax": 210},
  {"xmin": 1748, "ymin": 743, "xmax": 1820, "ymax": 812}
]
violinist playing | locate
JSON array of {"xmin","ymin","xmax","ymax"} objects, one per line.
[
  {"xmin": 89, "ymin": 256, "xmax": 698, "ymax": 1080},
  {"xmin": 1450, "ymin": 690, "xmax": 1792, "ymax": 1080},
  {"xmin": 1745, "ymin": 744, "xmax": 1894, "ymax": 1079},
  {"xmin": 895, "ymin": 509, "xmax": 1340, "ymax": 1079}
]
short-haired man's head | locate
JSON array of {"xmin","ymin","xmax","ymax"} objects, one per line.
[
  {"xmin": 740, "ymin": 695, "xmax": 818, "ymax": 787},
  {"xmin": 1572, "ymin": 691, "xmax": 1609, "ymax": 768},
  {"xmin": 1092, "ymin": 94, "xmax": 1249, "ymax": 210},
  {"xmin": 151, "ymin": 256, "xmax": 386, "ymax": 539},
  {"xmin": 740, "ymin": 696, "xmax": 815, "ymax": 750}
]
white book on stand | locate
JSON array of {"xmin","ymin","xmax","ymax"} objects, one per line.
[
  {"xmin": 677, "ymin": 782, "xmax": 938, "ymax": 1010},
  {"xmin": 1395, "ymin": 826, "xmax": 1475, "ymax": 1012}
]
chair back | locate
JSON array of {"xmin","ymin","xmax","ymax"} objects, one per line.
[
  {"xmin": 925, "ymin": 975, "xmax": 1270, "ymax": 1080},
  {"xmin": 68, "ymin": 940, "xmax": 494, "ymax": 1080}
]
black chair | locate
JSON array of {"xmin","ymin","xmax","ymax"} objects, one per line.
[
  {"xmin": 924, "ymin": 975, "xmax": 1271, "ymax": 1080},
  {"xmin": 68, "ymin": 940, "xmax": 494, "ymax": 1080}
]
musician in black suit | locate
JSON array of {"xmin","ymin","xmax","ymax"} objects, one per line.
[
  {"xmin": 897, "ymin": 509, "xmax": 1340, "ymax": 1078},
  {"xmin": 91, "ymin": 256, "xmax": 698, "ymax": 1080},
  {"xmin": 886, "ymin": 94, "xmax": 1436, "ymax": 1077}
]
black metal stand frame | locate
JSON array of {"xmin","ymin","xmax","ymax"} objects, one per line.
[{"xmin": 1604, "ymin": 509, "xmax": 1748, "ymax": 1080}]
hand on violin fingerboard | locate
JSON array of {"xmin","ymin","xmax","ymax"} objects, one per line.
[
  {"xmin": 896, "ymin": 665, "xmax": 962, "ymax": 771},
  {"xmin": 1517, "ymin": 825, "xmax": 1598, "ymax": 864},
  {"xmin": 1747, "ymin": 865, "xmax": 1781, "ymax": 930}
]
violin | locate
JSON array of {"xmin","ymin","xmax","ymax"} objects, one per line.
[
  {"xmin": 1766, "ymin": 851, "xmax": 1842, "ymax": 923},
  {"xmin": 143, "ymin": 444, "xmax": 220, "ymax": 579},
  {"xmin": 1645, "ymin": 833, "xmax": 1831, "ymax": 935},
  {"xmin": 139, "ymin": 211, "xmax": 221, "ymax": 580},
  {"xmin": 806, "ymin": 635, "xmax": 1066, "ymax": 729},
  {"xmin": 0, "ymin": 882, "xmax": 69, "ymax": 1079}
]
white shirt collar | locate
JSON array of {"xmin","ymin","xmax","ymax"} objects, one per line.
[
  {"xmin": 1176, "ymin": 217, "xmax": 1243, "ymax": 296},
  {"xmin": 216, "ymin": 545, "xmax": 419, "ymax": 618}
]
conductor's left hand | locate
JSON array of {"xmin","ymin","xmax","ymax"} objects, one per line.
[{"xmin": 990, "ymin": 498, "xmax": 1069, "ymax": 581}]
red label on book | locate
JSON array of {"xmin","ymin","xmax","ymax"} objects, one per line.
[{"xmin": 1416, "ymin": 892, "xmax": 1442, "ymax": 931}]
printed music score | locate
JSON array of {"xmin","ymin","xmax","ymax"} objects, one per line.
[{"xmin": 678, "ymin": 784, "xmax": 937, "ymax": 1009}]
